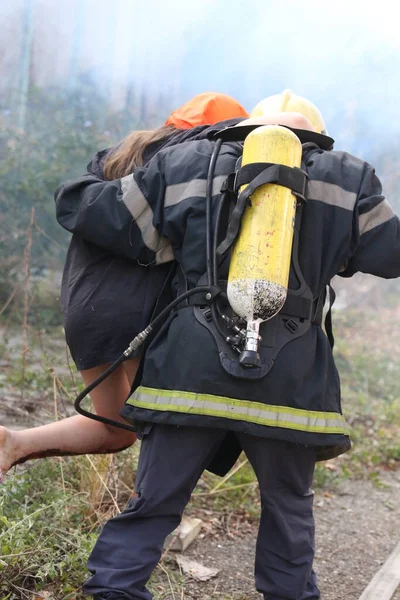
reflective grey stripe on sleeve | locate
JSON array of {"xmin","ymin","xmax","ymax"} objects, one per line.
[
  {"xmin": 121, "ymin": 174, "xmax": 173, "ymax": 264},
  {"xmin": 165, "ymin": 175, "xmax": 227, "ymax": 208},
  {"xmin": 358, "ymin": 199, "xmax": 395, "ymax": 236},
  {"xmin": 127, "ymin": 386, "xmax": 348, "ymax": 435},
  {"xmin": 307, "ymin": 180, "xmax": 357, "ymax": 211}
]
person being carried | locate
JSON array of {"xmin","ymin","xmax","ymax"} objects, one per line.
[
  {"xmin": 0, "ymin": 92, "xmax": 249, "ymax": 482},
  {"xmin": 55, "ymin": 90, "xmax": 400, "ymax": 600}
]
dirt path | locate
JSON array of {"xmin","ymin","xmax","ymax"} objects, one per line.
[{"xmin": 168, "ymin": 471, "xmax": 400, "ymax": 600}]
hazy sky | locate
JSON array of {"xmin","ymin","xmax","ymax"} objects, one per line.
[{"xmin": 2, "ymin": 0, "xmax": 400, "ymax": 157}]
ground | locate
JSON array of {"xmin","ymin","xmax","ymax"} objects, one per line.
[
  {"xmin": 1, "ymin": 275, "xmax": 400, "ymax": 599},
  {"xmin": 149, "ymin": 473, "xmax": 400, "ymax": 600}
]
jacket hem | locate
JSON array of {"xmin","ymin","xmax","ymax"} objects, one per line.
[{"xmin": 120, "ymin": 404, "xmax": 351, "ymax": 461}]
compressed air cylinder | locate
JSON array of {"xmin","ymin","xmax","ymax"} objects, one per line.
[{"xmin": 227, "ymin": 125, "xmax": 302, "ymax": 323}]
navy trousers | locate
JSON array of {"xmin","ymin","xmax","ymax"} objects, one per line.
[{"xmin": 83, "ymin": 425, "xmax": 319, "ymax": 600}]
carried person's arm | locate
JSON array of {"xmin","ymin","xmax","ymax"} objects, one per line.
[{"xmin": 55, "ymin": 151, "xmax": 173, "ymax": 266}]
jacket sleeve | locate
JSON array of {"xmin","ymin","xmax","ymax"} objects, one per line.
[
  {"xmin": 55, "ymin": 151, "xmax": 174, "ymax": 266},
  {"xmin": 339, "ymin": 164, "xmax": 400, "ymax": 279}
]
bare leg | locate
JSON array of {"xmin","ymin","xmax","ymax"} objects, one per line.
[
  {"xmin": 0, "ymin": 357, "xmax": 139, "ymax": 480},
  {"xmin": 122, "ymin": 357, "xmax": 140, "ymax": 387}
]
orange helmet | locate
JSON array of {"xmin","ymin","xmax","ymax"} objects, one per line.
[{"xmin": 165, "ymin": 92, "xmax": 248, "ymax": 129}]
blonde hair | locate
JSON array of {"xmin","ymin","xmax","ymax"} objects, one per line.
[{"xmin": 103, "ymin": 124, "xmax": 177, "ymax": 180}]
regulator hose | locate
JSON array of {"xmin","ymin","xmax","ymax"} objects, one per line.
[
  {"xmin": 206, "ymin": 138, "xmax": 222, "ymax": 286},
  {"xmin": 74, "ymin": 285, "xmax": 213, "ymax": 431},
  {"xmin": 205, "ymin": 138, "xmax": 229, "ymax": 341}
]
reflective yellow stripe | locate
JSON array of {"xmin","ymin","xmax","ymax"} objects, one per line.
[{"xmin": 127, "ymin": 386, "xmax": 348, "ymax": 435}]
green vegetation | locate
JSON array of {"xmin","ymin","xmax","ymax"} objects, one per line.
[
  {"xmin": 0, "ymin": 84, "xmax": 150, "ymax": 326},
  {"xmin": 0, "ymin": 303, "xmax": 399, "ymax": 598},
  {"xmin": 0, "ymin": 461, "xmax": 97, "ymax": 599}
]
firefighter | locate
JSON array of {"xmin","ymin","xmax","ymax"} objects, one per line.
[{"xmin": 55, "ymin": 90, "xmax": 400, "ymax": 600}]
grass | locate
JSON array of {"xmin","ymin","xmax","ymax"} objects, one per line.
[
  {"xmin": 0, "ymin": 297, "xmax": 399, "ymax": 598},
  {"xmin": 334, "ymin": 308, "xmax": 400, "ymax": 481},
  {"xmin": 0, "ymin": 461, "xmax": 97, "ymax": 599}
]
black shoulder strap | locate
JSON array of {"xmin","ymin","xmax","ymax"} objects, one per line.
[
  {"xmin": 234, "ymin": 163, "xmax": 307, "ymax": 199},
  {"xmin": 217, "ymin": 162, "xmax": 307, "ymax": 260}
]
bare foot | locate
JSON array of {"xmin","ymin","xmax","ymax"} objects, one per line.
[{"xmin": 0, "ymin": 426, "xmax": 17, "ymax": 482}]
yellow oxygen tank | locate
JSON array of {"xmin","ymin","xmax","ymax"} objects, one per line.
[{"xmin": 227, "ymin": 125, "xmax": 302, "ymax": 367}]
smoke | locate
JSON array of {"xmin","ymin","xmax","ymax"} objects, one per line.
[{"xmin": 1, "ymin": 0, "xmax": 400, "ymax": 157}]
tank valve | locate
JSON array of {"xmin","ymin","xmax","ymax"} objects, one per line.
[{"xmin": 239, "ymin": 320, "xmax": 261, "ymax": 368}]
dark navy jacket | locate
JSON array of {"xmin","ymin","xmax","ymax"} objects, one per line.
[{"xmin": 56, "ymin": 131, "xmax": 400, "ymax": 462}]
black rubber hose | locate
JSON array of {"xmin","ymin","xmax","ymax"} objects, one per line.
[
  {"xmin": 205, "ymin": 137, "xmax": 229, "ymax": 342},
  {"xmin": 74, "ymin": 285, "xmax": 212, "ymax": 431},
  {"xmin": 206, "ymin": 138, "xmax": 222, "ymax": 285},
  {"xmin": 210, "ymin": 186, "xmax": 230, "ymax": 336},
  {"xmin": 212, "ymin": 190, "xmax": 227, "ymax": 288},
  {"xmin": 73, "ymin": 354, "xmax": 135, "ymax": 432}
]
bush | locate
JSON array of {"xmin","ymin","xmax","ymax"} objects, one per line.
[
  {"xmin": 0, "ymin": 83, "xmax": 148, "ymax": 312},
  {"xmin": 0, "ymin": 460, "xmax": 98, "ymax": 599}
]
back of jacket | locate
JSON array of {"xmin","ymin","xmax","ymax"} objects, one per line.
[{"xmin": 56, "ymin": 134, "xmax": 400, "ymax": 457}]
